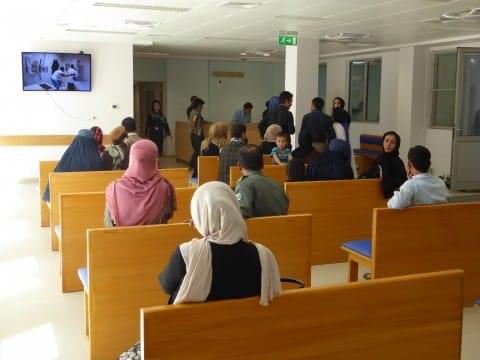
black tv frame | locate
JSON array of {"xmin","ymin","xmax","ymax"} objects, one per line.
[{"xmin": 21, "ymin": 51, "xmax": 92, "ymax": 92}]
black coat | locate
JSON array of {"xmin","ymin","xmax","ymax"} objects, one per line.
[
  {"xmin": 266, "ymin": 105, "xmax": 295, "ymax": 135},
  {"xmin": 299, "ymin": 111, "xmax": 334, "ymax": 147},
  {"xmin": 361, "ymin": 153, "xmax": 407, "ymax": 198}
]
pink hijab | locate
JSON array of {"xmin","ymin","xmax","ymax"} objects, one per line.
[{"xmin": 106, "ymin": 139, "xmax": 176, "ymax": 226}]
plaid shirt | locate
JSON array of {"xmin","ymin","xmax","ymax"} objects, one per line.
[{"xmin": 218, "ymin": 138, "xmax": 245, "ymax": 184}]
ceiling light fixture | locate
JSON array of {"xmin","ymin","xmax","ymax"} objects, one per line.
[
  {"xmin": 323, "ymin": 32, "xmax": 370, "ymax": 42},
  {"xmin": 66, "ymin": 28, "xmax": 137, "ymax": 35},
  {"xmin": 125, "ymin": 20, "xmax": 159, "ymax": 29},
  {"xmin": 205, "ymin": 36, "xmax": 250, "ymax": 41},
  {"xmin": 217, "ymin": 1, "xmax": 263, "ymax": 9},
  {"xmin": 93, "ymin": 2, "xmax": 190, "ymax": 12},
  {"xmin": 421, "ymin": 8, "xmax": 480, "ymax": 24},
  {"xmin": 275, "ymin": 15, "xmax": 332, "ymax": 22}
]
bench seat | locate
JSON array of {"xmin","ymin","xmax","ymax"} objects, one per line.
[{"xmin": 342, "ymin": 240, "xmax": 372, "ymax": 258}]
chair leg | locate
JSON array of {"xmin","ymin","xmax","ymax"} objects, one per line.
[{"xmin": 348, "ymin": 257, "xmax": 359, "ymax": 282}]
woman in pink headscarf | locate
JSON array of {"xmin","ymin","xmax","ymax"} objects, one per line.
[{"xmin": 104, "ymin": 139, "xmax": 176, "ymax": 227}]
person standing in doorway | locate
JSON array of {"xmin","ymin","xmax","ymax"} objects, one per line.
[
  {"xmin": 189, "ymin": 97, "xmax": 206, "ymax": 177},
  {"xmin": 232, "ymin": 102, "xmax": 253, "ymax": 123},
  {"xmin": 145, "ymin": 100, "xmax": 171, "ymax": 156}
]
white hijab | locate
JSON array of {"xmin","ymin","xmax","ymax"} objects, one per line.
[{"xmin": 174, "ymin": 181, "xmax": 281, "ymax": 306}]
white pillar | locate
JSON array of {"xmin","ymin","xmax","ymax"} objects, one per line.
[{"xmin": 285, "ymin": 38, "xmax": 319, "ymax": 148}]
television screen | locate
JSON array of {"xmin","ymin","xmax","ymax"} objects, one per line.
[{"xmin": 22, "ymin": 52, "xmax": 91, "ymax": 91}]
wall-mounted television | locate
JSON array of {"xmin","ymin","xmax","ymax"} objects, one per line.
[{"xmin": 22, "ymin": 52, "xmax": 91, "ymax": 91}]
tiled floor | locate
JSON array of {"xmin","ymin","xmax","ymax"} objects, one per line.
[{"xmin": 0, "ymin": 172, "xmax": 479, "ymax": 359}]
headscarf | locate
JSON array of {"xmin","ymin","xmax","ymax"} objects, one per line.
[
  {"xmin": 90, "ymin": 126, "xmax": 105, "ymax": 154},
  {"xmin": 267, "ymin": 96, "xmax": 279, "ymax": 111},
  {"xmin": 263, "ymin": 124, "xmax": 282, "ymax": 142},
  {"xmin": 286, "ymin": 158, "xmax": 305, "ymax": 181},
  {"xmin": 105, "ymin": 139, "xmax": 176, "ymax": 226},
  {"xmin": 329, "ymin": 139, "xmax": 350, "ymax": 163},
  {"xmin": 174, "ymin": 181, "xmax": 281, "ymax": 306},
  {"xmin": 42, "ymin": 129, "xmax": 103, "ymax": 201}
]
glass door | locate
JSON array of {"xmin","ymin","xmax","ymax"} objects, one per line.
[{"xmin": 451, "ymin": 48, "xmax": 480, "ymax": 191}]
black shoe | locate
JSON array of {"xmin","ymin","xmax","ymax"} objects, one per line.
[{"xmin": 363, "ymin": 273, "xmax": 371, "ymax": 280}]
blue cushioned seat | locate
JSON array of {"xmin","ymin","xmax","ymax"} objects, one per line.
[
  {"xmin": 54, "ymin": 224, "xmax": 61, "ymax": 240},
  {"xmin": 342, "ymin": 240, "xmax": 372, "ymax": 258},
  {"xmin": 78, "ymin": 267, "xmax": 88, "ymax": 290},
  {"xmin": 475, "ymin": 299, "xmax": 480, "ymax": 306},
  {"xmin": 359, "ymin": 135, "xmax": 383, "ymax": 145}
]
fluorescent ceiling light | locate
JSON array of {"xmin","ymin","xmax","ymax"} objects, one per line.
[
  {"xmin": 125, "ymin": 20, "xmax": 159, "ymax": 29},
  {"xmin": 324, "ymin": 33, "xmax": 370, "ymax": 42},
  {"xmin": 66, "ymin": 29, "xmax": 136, "ymax": 35},
  {"xmin": 93, "ymin": 2, "xmax": 190, "ymax": 12},
  {"xmin": 217, "ymin": 2, "xmax": 263, "ymax": 9}
]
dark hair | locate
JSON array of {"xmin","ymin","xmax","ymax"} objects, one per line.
[
  {"xmin": 90, "ymin": 126, "xmax": 100, "ymax": 132},
  {"xmin": 312, "ymin": 97, "xmax": 325, "ymax": 111},
  {"xmin": 243, "ymin": 102, "xmax": 253, "ymax": 109},
  {"xmin": 192, "ymin": 97, "xmax": 205, "ymax": 109},
  {"xmin": 382, "ymin": 131, "xmax": 401, "ymax": 156},
  {"xmin": 239, "ymin": 144, "xmax": 263, "ymax": 171},
  {"xmin": 190, "ymin": 95, "xmax": 197, "ymax": 103},
  {"xmin": 279, "ymin": 91, "xmax": 293, "ymax": 104},
  {"xmin": 276, "ymin": 132, "xmax": 289, "ymax": 141},
  {"xmin": 287, "ymin": 158, "xmax": 305, "ymax": 181},
  {"xmin": 408, "ymin": 145, "xmax": 431, "ymax": 173},
  {"xmin": 60, "ymin": 67, "xmax": 65, "ymax": 71},
  {"xmin": 151, "ymin": 100, "xmax": 162, "ymax": 113},
  {"xmin": 231, "ymin": 122, "xmax": 247, "ymax": 139},
  {"xmin": 332, "ymin": 108, "xmax": 350, "ymax": 124},
  {"xmin": 265, "ymin": 100, "xmax": 270, "ymax": 108},
  {"xmin": 333, "ymin": 97, "xmax": 346, "ymax": 109},
  {"xmin": 121, "ymin": 117, "xmax": 136, "ymax": 132}
]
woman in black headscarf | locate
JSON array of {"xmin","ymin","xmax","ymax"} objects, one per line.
[{"xmin": 359, "ymin": 131, "xmax": 407, "ymax": 198}]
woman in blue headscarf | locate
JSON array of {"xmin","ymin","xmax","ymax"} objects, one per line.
[{"xmin": 42, "ymin": 129, "xmax": 103, "ymax": 202}]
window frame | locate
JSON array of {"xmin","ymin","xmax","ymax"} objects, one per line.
[
  {"xmin": 429, "ymin": 51, "xmax": 457, "ymax": 129},
  {"xmin": 348, "ymin": 57, "xmax": 382, "ymax": 123},
  {"xmin": 318, "ymin": 62, "xmax": 327, "ymax": 102}
]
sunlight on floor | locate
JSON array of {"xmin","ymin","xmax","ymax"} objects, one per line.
[
  {"xmin": 0, "ymin": 256, "xmax": 41, "ymax": 301},
  {"xmin": 0, "ymin": 324, "xmax": 58, "ymax": 360}
]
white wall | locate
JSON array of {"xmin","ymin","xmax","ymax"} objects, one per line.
[
  {"xmin": 134, "ymin": 57, "xmax": 285, "ymax": 155},
  {"xmin": 0, "ymin": 40, "xmax": 133, "ymax": 178}
]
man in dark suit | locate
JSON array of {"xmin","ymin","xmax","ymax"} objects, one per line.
[{"xmin": 266, "ymin": 91, "xmax": 295, "ymax": 138}]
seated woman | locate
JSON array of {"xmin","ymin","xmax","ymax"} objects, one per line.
[
  {"xmin": 42, "ymin": 129, "xmax": 103, "ymax": 202},
  {"xmin": 90, "ymin": 126, "xmax": 105, "ymax": 154},
  {"xmin": 118, "ymin": 182, "xmax": 281, "ymax": 360},
  {"xmin": 358, "ymin": 131, "xmax": 407, "ymax": 199},
  {"xmin": 104, "ymin": 139, "xmax": 176, "ymax": 227},
  {"xmin": 260, "ymin": 124, "xmax": 282, "ymax": 155},
  {"xmin": 101, "ymin": 126, "xmax": 129, "ymax": 170},
  {"xmin": 328, "ymin": 139, "xmax": 354, "ymax": 179},
  {"xmin": 332, "ymin": 108, "xmax": 357, "ymax": 177},
  {"xmin": 200, "ymin": 122, "xmax": 228, "ymax": 156}
]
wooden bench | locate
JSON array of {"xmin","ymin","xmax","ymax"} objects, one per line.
[
  {"xmin": 341, "ymin": 202, "xmax": 480, "ymax": 306},
  {"xmin": 48, "ymin": 168, "xmax": 189, "ymax": 251},
  {"xmin": 39, "ymin": 160, "xmax": 58, "ymax": 227},
  {"xmin": 141, "ymin": 269, "xmax": 464, "ymax": 359},
  {"xmin": 229, "ymin": 164, "xmax": 287, "ymax": 188},
  {"xmin": 353, "ymin": 134, "xmax": 382, "ymax": 175},
  {"xmin": 285, "ymin": 179, "xmax": 385, "ymax": 265},
  {"xmin": 59, "ymin": 187, "xmax": 196, "ymax": 292},
  {"xmin": 83, "ymin": 214, "xmax": 311, "ymax": 360},
  {"xmin": 197, "ymin": 156, "xmax": 219, "ymax": 185}
]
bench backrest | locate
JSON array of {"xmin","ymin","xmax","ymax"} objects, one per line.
[
  {"xmin": 49, "ymin": 168, "xmax": 189, "ymax": 250},
  {"xmin": 39, "ymin": 160, "xmax": 58, "ymax": 227},
  {"xmin": 285, "ymin": 179, "xmax": 386, "ymax": 265},
  {"xmin": 197, "ymin": 156, "xmax": 219, "ymax": 185},
  {"xmin": 372, "ymin": 202, "xmax": 480, "ymax": 305},
  {"xmin": 141, "ymin": 270, "xmax": 463, "ymax": 359},
  {"xmin": 229, "ymin": 164, "xmax": 287, "ymax": 188},
  {"xmin": 87, "ymin": 214, "xmax": 312, "ymax": 360},
  {"xmin": 359, "ymin": 134, "xmax": 382, "ymax": 152},
  {"xmin": 59, "ymin": 187, "xmax": 196, "ymax": 292}
]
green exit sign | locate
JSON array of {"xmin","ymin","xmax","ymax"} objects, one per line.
[{"xmin": 278, "ymin": 34, "xmax": 298, "ymax": 46}]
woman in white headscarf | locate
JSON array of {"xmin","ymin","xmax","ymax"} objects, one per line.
[{"xmin": 159, "ymin": 181, "xmax": 281, "ymax": 305}]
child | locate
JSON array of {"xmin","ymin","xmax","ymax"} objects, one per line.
[
  {"xmin": 387, "ymin": 145, "xmax": 449, "ymax": 209},
  {"xmin": 271, "ymin": 133, "xmax": 293, "ymax": 165}
]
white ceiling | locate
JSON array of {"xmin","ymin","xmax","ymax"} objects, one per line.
[{"xmin": 6, "ymin": 0, "xmax": 480, "ymax": 59}]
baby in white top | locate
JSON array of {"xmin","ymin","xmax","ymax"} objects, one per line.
[{"xmin": 388, "ymin": 145, "xmax": 449, "ymax": 209}]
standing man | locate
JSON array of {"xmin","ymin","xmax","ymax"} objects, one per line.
[
  {"xmin": 267, "ymin": 91, "xmax": 295, "ymax": 141},
  {"xmin": 189, "ymin": 97, "xmax": 205, "ymax": 177},
  {"xmin": 232, "ymin": 102, "xmax": 253, "ymax": 123}
]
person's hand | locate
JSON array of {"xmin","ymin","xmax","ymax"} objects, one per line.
[{"xmin": 378, "ymin": 165, "xmax": 383, "ymax": 180}]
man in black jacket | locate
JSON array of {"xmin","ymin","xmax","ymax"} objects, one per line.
[
  {"xmin": 298, "ymin": 97, "xmax": 333, "ymax": 148},
  {"xmin": 266, "ymin": 91, "xmax": 295, "ymax": 138}
]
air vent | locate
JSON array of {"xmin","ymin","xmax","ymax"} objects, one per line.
[
  {"xmin": 421, "ymin": 8, "xmax": 480, "ymax": 24},
  {"xmin": 205, "ymin": 36, "xmax": 250, "ymax": 41},
  {"xmin": 217, "ymin": 2, "xmax": 263, "ymax": 9},
  {"xmin": 66, "ymin": 29, "xmax": 137, "ymax": 35},
  {"xmin": 125, "ymin": 20, "xmax": 159, "ymax": 28},
  {"xmin": 276, "ymin": 15, "xmax": 332, "ymax": 22},
  {"xmin": 242, "ymin": 49, "xmax": 278, "ymax": 57},
  {"xmin": 323, "ymin": 33, "xmax": 370, "ymax": 42},
  {"xmin": 93, "ymin": 2, "xmax": 190, "ymax": 12}
]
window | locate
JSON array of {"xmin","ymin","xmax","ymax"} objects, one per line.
[
  {"xmin": 348, "ymin": 58, "xmax": 381, "ymax": 122},
  {"xmin": 431, "ymin": 53, "xmax": 457, "ymax": 127},
  {"xmin": 318, "ymin": 63, "xmax": 327, "ymax": 101}
]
